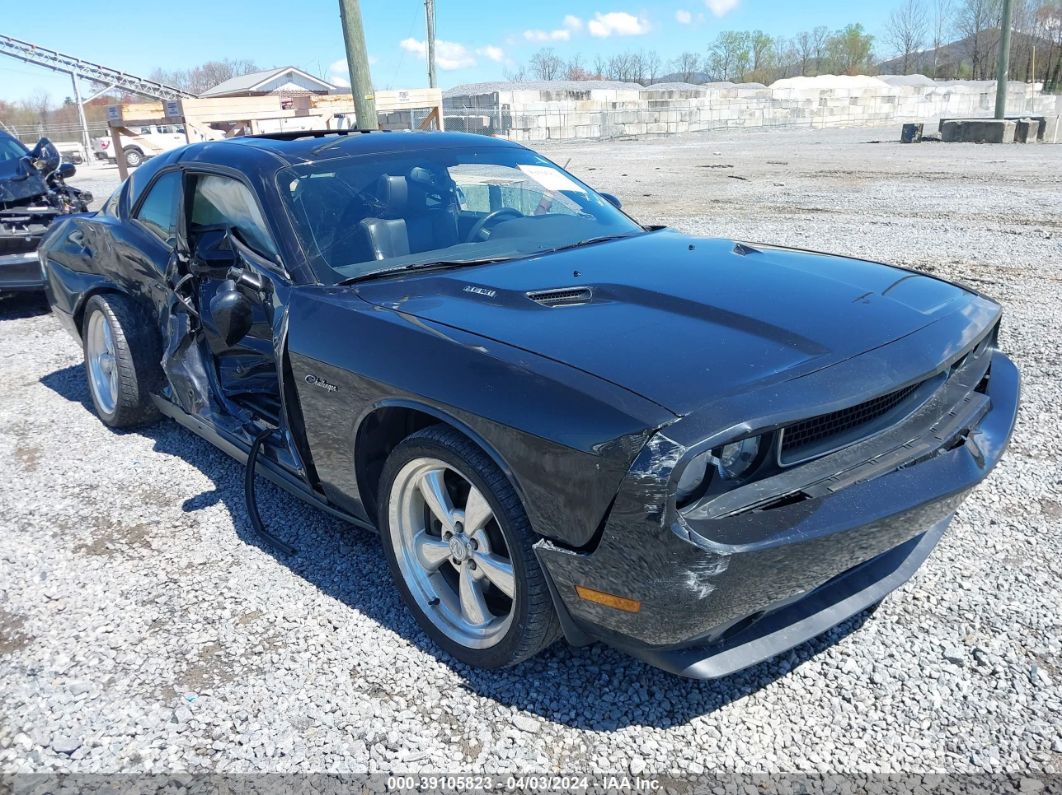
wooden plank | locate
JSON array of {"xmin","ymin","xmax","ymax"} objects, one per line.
[{"xmin": 111, "ymin": 126, "xmax": 127, "ymax": 181}]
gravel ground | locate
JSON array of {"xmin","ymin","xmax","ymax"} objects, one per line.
[{"xmin": 0, "ymin": 126, "xmax": 1060, "ymax": 776}]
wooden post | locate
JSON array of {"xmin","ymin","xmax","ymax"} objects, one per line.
[{"xmin": 110, "ymin": 124, "xmax": 127, "ymax": 181}]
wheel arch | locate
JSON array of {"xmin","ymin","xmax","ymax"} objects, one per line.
[
  {"xmin": 73, "ymin": 283, "xmax": 155, "ymax": 338},
  {"xmin": 353, "ymin": 399, "xmax": 527, "ymax": 526}
]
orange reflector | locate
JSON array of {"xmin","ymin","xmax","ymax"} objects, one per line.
[{"xmin": 575, "ymin": 585, "xmax": 641, "ymax": 613}]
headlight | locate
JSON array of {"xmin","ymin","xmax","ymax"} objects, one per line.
[
  {"xmin": 674, "ymin": 450, "xmax": 712, "ymax": 505},
  {"xmin": 716, "ymin": 436, "xmax": 762, "ymax": 480}
]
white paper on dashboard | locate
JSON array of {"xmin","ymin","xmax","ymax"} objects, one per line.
[{"xmin": 516, "ymin": 165, "xmax": 586, "ymax": 193}]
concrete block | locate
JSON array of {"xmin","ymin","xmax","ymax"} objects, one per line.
[
  {"xmin": 941, "ymin": 119, "xmax": 1016, "ymax": 143},
  {"xmin": 901, "ymin": 122, "xmax": 923, "ymax": 143},
  {"xmin": 1014, "ymin": 118, "xmax": 1040, "ymax": 143}
]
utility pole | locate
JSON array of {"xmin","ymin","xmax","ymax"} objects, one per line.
[
  {"xmin": 425, "ymin": 0, "xmax": 438, "ymax": 88},
  {"xmin": 337, "ymin": 0, "xmax": 378, "ymax": 130},
  {"xmin": 994, "ymin": 0, "xmax": 1014, "ymax": 119}
]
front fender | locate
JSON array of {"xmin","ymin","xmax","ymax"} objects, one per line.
[{"xmin": 286, "ymin": 288, "xmax": 674, "ymax": 547}]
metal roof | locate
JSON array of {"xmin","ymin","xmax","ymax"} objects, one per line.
[{"xmin": 199, "ymin": 67, "xmax": 335, "ymax": 98}]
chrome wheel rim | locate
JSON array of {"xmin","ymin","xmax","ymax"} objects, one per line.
[
  {"xmin": 389, "ymin": 457, "xmax": 516, "ymax": 649},
  {"xmin": 86, "ymin": 311, "xmax": 118, "ymax": 415}
]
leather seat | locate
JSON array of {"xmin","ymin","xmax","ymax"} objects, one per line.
[{"xmin": 361, "ymin": 174, "xmax": 459, "ymax": 260}]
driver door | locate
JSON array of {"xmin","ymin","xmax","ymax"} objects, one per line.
[{"xmin": 185, "ymin": 172, "xmax": 288, "ymax": 427}]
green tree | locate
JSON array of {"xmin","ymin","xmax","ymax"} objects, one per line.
[{"xmin": 826, "ymin": 24, "xmax": 876, "ymax": 74}]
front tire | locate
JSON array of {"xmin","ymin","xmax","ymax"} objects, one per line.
[
  {"xmin": 82, "ymin": 294, "xmax": 162, "ymax": 428},
  {"xmin": 378, "ymin": 426, "xmax": 560, "ymax": 668}
]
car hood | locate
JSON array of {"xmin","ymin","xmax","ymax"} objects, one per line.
[
  {"xmin": 0, "ymin": 158, "xmax": 49, "ymax": 205},
  {"xmin": 354, "ymin": 231, "xmax": 981, "ymax": 416}
]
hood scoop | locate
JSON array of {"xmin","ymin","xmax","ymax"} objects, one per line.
[{"xmin": 527, "ymin": 286, "xmax": 593, "ymax": 307}]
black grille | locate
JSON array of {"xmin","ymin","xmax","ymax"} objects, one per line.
[
  {"xmin": 780, "ymin": 381, "xmax": 923, "ymax": 460},
  {"xmin": 527, "ymin": 287, "xmax": 593, "ymax": 307}
]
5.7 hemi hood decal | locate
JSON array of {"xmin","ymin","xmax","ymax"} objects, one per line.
[{"xmin": 355, "ymin": 231, "xmax": 990, "ymax": 415}]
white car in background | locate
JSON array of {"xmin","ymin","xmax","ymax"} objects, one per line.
[{"xmin": 91, "ymin": 124, "xmax": 187, "ymax": 168}]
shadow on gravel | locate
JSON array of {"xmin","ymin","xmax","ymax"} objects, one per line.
[
  {"xmin": 40, "ymin": 361, "xmax": 873, "ymax": 730},
  {"xmin": 0, "ymin": 292, "xmax": 50, "ymax": 320}
]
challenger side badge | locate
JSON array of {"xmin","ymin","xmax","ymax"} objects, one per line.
[{"xmin": 305, "ymin": 374, "xmax": 338, "ymax": 393}]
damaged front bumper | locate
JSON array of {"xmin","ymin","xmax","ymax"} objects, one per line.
[
  {"xmin": 534, "ymin": 349, "xmax": 1019, "ymax": 679},
  {"xmin": 1, "ymin": 209, "xmax": 55, "ymax": 292}
]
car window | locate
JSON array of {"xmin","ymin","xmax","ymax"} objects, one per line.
[
  {"xmin": 134, "ymin": 171, "xmax": 182, "ymax": 242},
  {"xmin": 278, "ymin": 146, "xmax": 641, "ymax": 284},
  {"xmin": 0, "ymin": 135, "xmax": 28, "ymax": 162},
  {"xmin": 191, "ymin": 174, "xmax": 278, "ymax": 259}
]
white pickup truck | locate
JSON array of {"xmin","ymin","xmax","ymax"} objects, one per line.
[{"xmin": 91, "ymin": 124, "xmax": 189, "ymax": 168}]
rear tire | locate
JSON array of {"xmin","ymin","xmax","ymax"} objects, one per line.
[
  {"xmin": 123, "ymin": 148, "xmax": 144, "ymax": 168},
  {"xmin": 82, "ymin": 294, "xmax": 162, "ymax": 428},
  {"xmin": 378, "ymin": 426, "xmax": 560, "ymax": 669}
]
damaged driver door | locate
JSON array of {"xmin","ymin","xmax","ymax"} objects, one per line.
[{"xmin": 184, "ymin": 172, "xmax": 288, "ymax": 426}]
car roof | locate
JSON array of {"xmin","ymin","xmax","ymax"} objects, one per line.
[
  {"xmin": 122, "ymin": 130, "xmax": 528, "ymax": 228},
  {"xmin": 199, "ymin": 130, "xmax": 521, "ymax": 167}
]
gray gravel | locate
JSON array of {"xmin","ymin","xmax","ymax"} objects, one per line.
[{"xmin": 0, "ymin": 126, "xmax": 1060, "ymax": 775}]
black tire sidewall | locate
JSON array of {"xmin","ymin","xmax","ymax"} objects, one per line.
[
  {"xmin": 125, "ymin": 149, "xmax": 143, "ymax": 167},
  {"xmin": 378, "ymin": 428, "xmax": 556, "ymax": 669},
  {"xmin": 81, "ymin": 294, "xmax": 160, "ymax": 428}
]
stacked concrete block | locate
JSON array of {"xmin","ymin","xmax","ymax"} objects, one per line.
[{"xmin": 441, "ymin": 77, "xmax": 1056, "ymax": 142}]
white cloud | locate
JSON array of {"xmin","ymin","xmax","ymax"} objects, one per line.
[
  {"xmin": 587, "ymin": 11, "xmax": 650, "ymax": 38},
  {"xmin": 400, "ymin": 37, "xmax": 476, "ymax": 70},
  {"xmin": 523, "ymin": 15, "xmax": 583, "ymax": 43},
  {"xmin": 477, "ymin": 45, "xmax": 505, "ymax": 62},
  {"xmin": 705, "ymin": 0, "xmax": 740, "ymax": 17},
  {"xmin": 523, "ymin": 28, "xmax": 572, "ymax": 42},
  {"xmin": 675, "ymin": 9, "xmax": 693, "ymax": 24}
]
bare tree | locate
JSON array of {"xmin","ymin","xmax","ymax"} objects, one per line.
[
  {"xmin": 1034, "ymin": 2, "xmax": 1062, "ymax": 88},
  {"xmin": 773, "ymin": 37, "xmax": 798, "ymax": 79},
  {"xmin": 644, "ymin": 50, "xmax": 663, "ymax": 84},
  {"xmin": 592, "ymin": 54, "xmax": 608, "ymax": 80},
  {"xmin": 150, "ymin": 58, "xmax": 261, "ymax": 95},
  {"xmin": 670, "ymin": 51, "xmax": 702, "ymax": 82},
  {"xmin": 529, "ymin": 48, "xmax": 564, "ymax": 81},
  {"xmin": 504, "ymin": 64, "xmax": 528, "ymax": 82},
  {"xmin": 930, "ymin": 0, "xmax": 954, "ymax": 76},
  {"xmin": 795, "ymin": 31, "xmax": 815, "ymax": 74},
  {"xmin": 564, "ymin": 54, "xmax": 593, "ymax": 81},
  {"xmin": 956, "ymin": 0, "xmax": 1001, "ymax": 78},
  {"xmin": 811, "ymin": 25, "xmax": 831, "ymax": 72},
  {"xmin": 886, "ymin": 0, "xmax": 929, "ymax": 73}
]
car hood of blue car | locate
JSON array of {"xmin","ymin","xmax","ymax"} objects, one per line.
[
  {"xmin": 0, "ymin": 156, "xmax": 49, "ymax": 205},
  {"xmin": 354, "ymin": 230, "xmax": 986, "ymax": 416}
]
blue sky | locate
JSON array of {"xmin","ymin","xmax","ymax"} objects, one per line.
[{"xmin": 2, "ymin": 0, "xmax": 895, "ymax": 102}]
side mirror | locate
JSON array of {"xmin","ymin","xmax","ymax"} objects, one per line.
[
  {"xmin": 600, "ymin": 192, "xmax": 622, "ymax": 209},
  {"xmin": 58, "ymin": 162, "xmax": 77, "ymax": 180},
  {"xmin": 208, "ymin": 280, "xmax": 254, "ymax": 346}
]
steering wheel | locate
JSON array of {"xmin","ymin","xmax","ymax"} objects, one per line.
[{"xmin": 465, "ymin": 208, "xmax": 523, "ymax": 242}]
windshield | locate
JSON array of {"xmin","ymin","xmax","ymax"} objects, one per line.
[
  {"xmin": 0, "ymin": 135, "xmax": 29, "ymax": 164},
  {"xmin": 277, "ymin": 144, "xmax": 643, "ymax": 283}
]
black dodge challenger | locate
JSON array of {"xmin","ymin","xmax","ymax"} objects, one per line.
[{"xmin": 41, "ymin": 130, "xmax": 1019, "ymax": 678}]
